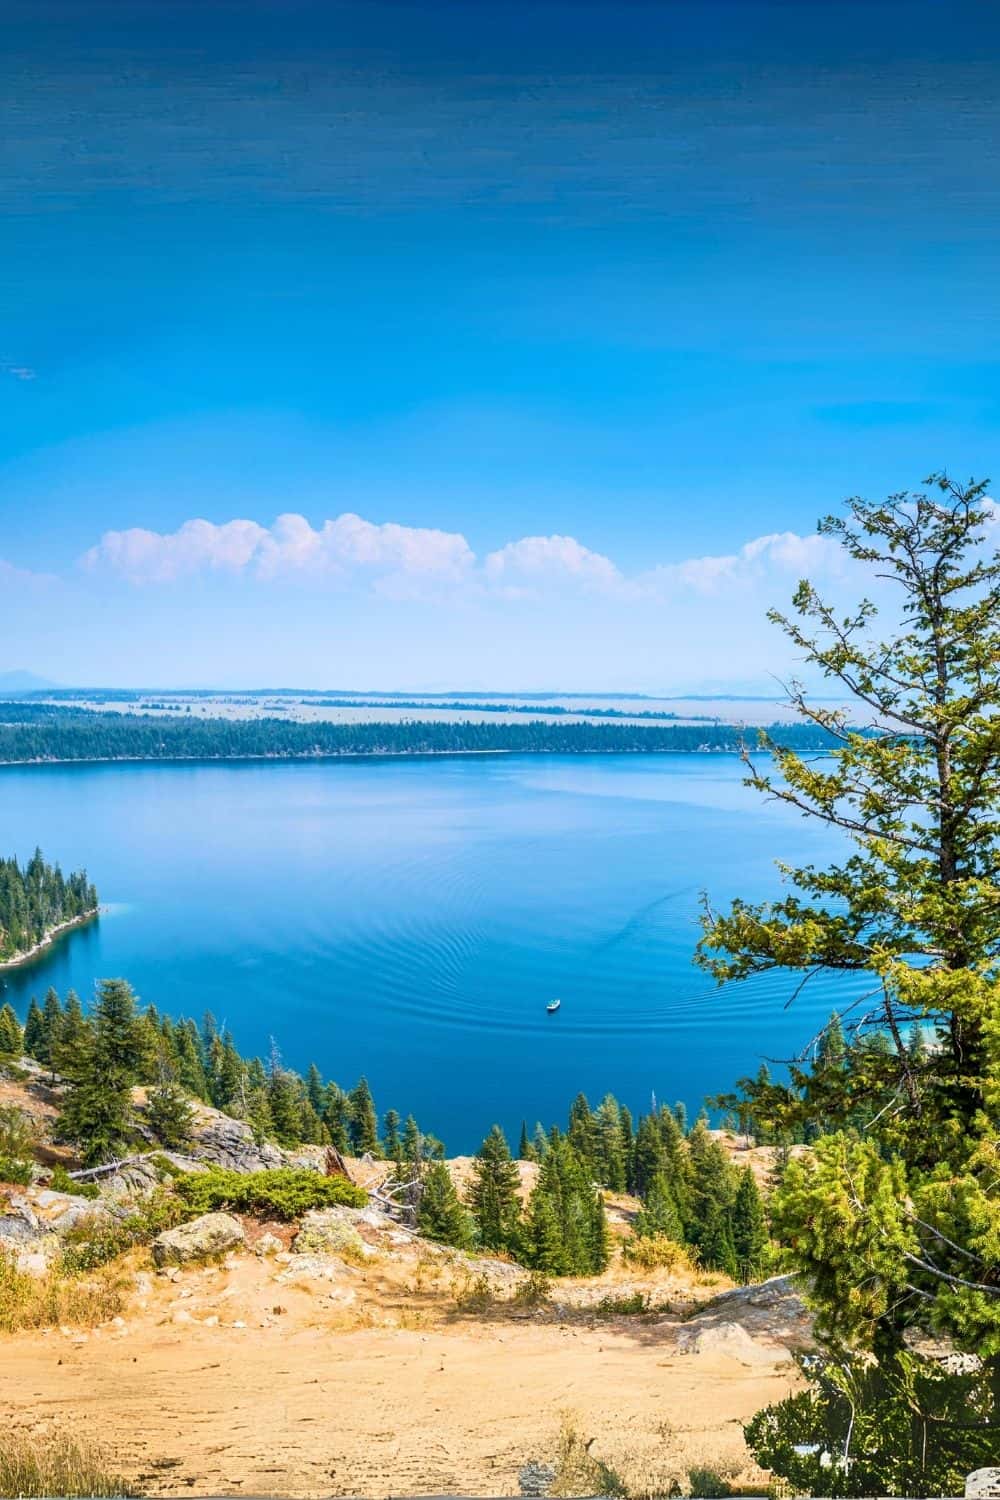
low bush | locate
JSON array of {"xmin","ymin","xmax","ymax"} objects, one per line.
[
  {"xmin": 0, "ymin": 1428, "xmax": 137, "ymax": 1497},
  {"xmin": 0, "ymin": 1105, "xmax": 35, "ymax": 1183},
  {"xmin": 592, "ymin": 1291, "xmax": 649, "ymax": 1318},
  {"xmin": 620, "ymin": 1233, "xmax": 696, "ymax": 1274},
  {"xmin": 174, "ymin": 1166, "xmax": 367, "ymax": 1221},
  {"xmin": 453, "ymin": 1272, "xmax": 495, "ymax": 1313},
  {"xmin": 48, "ymin": 1164, "xmax": 100, "ymax": 1199},
  {"xmin": 512, "ymin": 1269, "xmax": 551, "ymax": 1308},
  {"xmin": 550, "ymin": 1418, "xmax": 628, "ymax": 1499},
  {"xmin": 0, "ymin": 1155, "xmax": 31, "ymax": 1186},
  {"xmin": 59, "ymin": 1191, "xmax": 184, "ymax": 1273},
  {"xmin": 687, "ymin": 1464, "xmax": 735, "ymax": 1497}
]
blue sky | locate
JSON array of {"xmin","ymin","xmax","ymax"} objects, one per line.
[{"xmin": 2, "ymin": 0, "xmax": 998, "ymax": 689}]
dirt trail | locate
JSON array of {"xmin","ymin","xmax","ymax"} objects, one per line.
[{"xmin": 1, "ymin": 1246, "xmax": 801, "ymax": 1498}]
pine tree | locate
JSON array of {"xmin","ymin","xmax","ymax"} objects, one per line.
[
  {"xmin": 673, "ymin": 1100, "xmax": 688, "ymax": 1134},
  {"xmin": 698, "ymin": 1199, "xmax": 738, "ymax": 1278},
  {"xmin": 0, "ymin": 1004, "xmax": 23, "ymax": 1055},
  {"xmin": 401, "ymin": 1114, "xmax": 422, "ymax": 1173},
  {"xmin": 297, "ymin": 1097, "xmax": 327, "ymax": 1145},
  {"xmin": 631, "ymin": 1114, "xmax": 667, "ymax": 1196},
  {"xmin": 619, "ymin": 1104, "xmax": 634, "ymax": 1172},
  {"xmin": 383, "ymin": 1108, "xmax": 402, "ymax": 1165},
  {"xmin": 908, "ymin": 1022, "xmax": 929, "ymax": 1063},
  {"xmin": 418, "ymin": 1161, "xmax": 474, "ymax": 1248},
  {"xmin": 306, "ymin": 1063, "xmax": 325, "ymax": 1114},
  {"xmin": 348, "ymin": 1076, "xmax": 379, "ymax": 1155},
  {"xmin": 57, "ymin": 979, "xmax": 144, "ymax": 1165},
  {"xmin": 245, "ymin": 1083, "xmax": 274, "ymax": 1144},
  {"xmin": 173, "ymin": 1021, "xmax": 210, "ymax": 1100},
  {"xmin": 268, "ymin": 1063, "xmax": 305, "ymax": 1147},
  {"xmin": 518, "ymin": 1120, "xmax": 533, "ymax": 1161},
  {"xmin": 470, "ymin": 1125, "xmax": 522, "ymax": 1252},
  {"xmin": 22, "ymin": 997, "xmax": 45, "ymax": 1059},
  {"xmin": 634, "ymin": 1170, "xmax": 684, "ymax": 1241},
  {"xmin": 594, "ymin": 1093, "xmax": 627, "ymax": 1190},
  {"xmin": 818, "ymin": 1012, "xmax": 847, "ymax": 1068},
  {"xmin": 147, "ymin": 1080, "xmax": 195, "ymax": 1149},
  {"xmin": 523, "ymin": 1138, "xmax": 609, "ymax": 1275},
  {"xmin": 52, "ymin": 990, "xmax": 91, "ymax": 1080},
  {"xmin": 214, "ymin": 1038, "xmax": 244, "ymax": 1111},
  {"xmin": 686, "ymin": 1120, "xmax": 737, "ymax": 1250},
  {"xmin": 567, "ymin": 1092, "xmax": 597, "ymax": 1172},
  {"xmin": 698, "ymin": 479, "xmax": 1000, "ymax": 1486},
  {"xmin": 322, "ymin": 1085, "xmax": 351, "ymax": 1153},
  {"xmin": 731, "ymin": 1166, "xmax": 768, "ymax": 1283},
  {"xmin": 38, "ymin": 986, "xmax": 64, "ymax": 1067}
]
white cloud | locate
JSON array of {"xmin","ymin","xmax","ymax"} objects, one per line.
[
  {"xmin": 0, "ymin": 557, "xmax": 56, "ymax": 587},
  {"xmin": 82, "ymin": 519, "xmax": 269, "ymax": 582},
  {"xmin": 644, "ymin": 529, "xmax": 846, "ymax": 595},
  {"xmin": 483, "ymin": 534, "xmax": 625, "ymax": 595},
  {"xmin": 83, "ymin": 513, "xmax": 475, "ymax": 586},
  {"xmin": 78, "ymin": 510, "xmax": 859, "ymax": 606}
]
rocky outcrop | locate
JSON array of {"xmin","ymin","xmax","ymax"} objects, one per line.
[
  {"xmin": 151, "ymin": 1211, "xmax": 246, "ymax": 1267},
  {"xmin": 184, "ymin": 1108, "xmax": 285, "ymax": 1173},
  {"xmin": 293, "ymin": 1208, "xmax": 370, "ymax": 1260},
  {"xmin": 659, "ymin": 1275, "xmax": 812, "ymax": 1368},
  {"xmin": 0, "ymin": 1194, "xmax": 42, "ymax": 1247}
]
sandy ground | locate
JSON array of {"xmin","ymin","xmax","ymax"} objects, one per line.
[{"xmin": 0, "ymin": 1235, "xmax": 801, "ymax": 1499}]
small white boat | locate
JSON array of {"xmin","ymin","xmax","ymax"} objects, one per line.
[{"xmin": 546, "ymin": 998, "xmax": 562, "ymax": 1014}]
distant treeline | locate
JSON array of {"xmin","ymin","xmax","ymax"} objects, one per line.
[
  {"xmin": 0, "ymin": 848, "xmax": 98, "ymax": 962},
  {"xmin": 0, "ymin": 706, "xmax": 847, "ymax": 763},
  {"xmin": 308, "ymin": 697, "xmax": 705, "ymax": 721}
]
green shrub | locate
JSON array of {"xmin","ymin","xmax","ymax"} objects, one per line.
[
  {"xmin": 0, "ymin": 1105, "xmax": 35, "ymax": 1183},
  {"xmin": 512, "ymin": 1269, "xmax": 551, "ymax": 1308},
  {"xmin": 687, "ymin": 1465, "xmax": 734, "ymax": 1497},
  {"xmin": 49, "ymin": 1164, "xmax": 99, "ymax": 1199},
  {"xmin": 0, "ymin": 1155, "xmax": 32, "ymax": 1186},
  {"xmin": 174, "ymin": 1167, "xmax": 367, "ymax": 1221},
  {"xmin": 621, "ymin": 1232, "xmax": 696, "ymax": 1273},
  {"xmin": 149, "ymin": 1151, "xmax": 184, "ymax": 1179},
  {"xmin": 592, "ymin": 1291, "xmax": 649, "ymax": 1318},
  {"xmin": 59, "ymin": 1191, "xmax": 184, "ymax": 1273}
]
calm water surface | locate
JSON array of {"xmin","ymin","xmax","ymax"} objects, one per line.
[{"xmin": 0, "ymin": 755, "xmax": 863, "ymax": 1148}]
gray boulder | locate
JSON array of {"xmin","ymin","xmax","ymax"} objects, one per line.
[
  {"xmin": 152, "ymin": 1211, "xmax": 245, "ymax": 1267},
  {"xmin": 293, "ymin": 1208, "xmax": 369, "ymax": 1259},
  {"xmin": 0, "ymin": 1195, "xmax": 42, "ymax": 1247},
  {"xmin": 967, "ymin": 1470, "xmax": 1000, "ymax": 1498},
  {"xmin": 188, "ymin": 1113, "xmax": 284, "ymax": 1172}
]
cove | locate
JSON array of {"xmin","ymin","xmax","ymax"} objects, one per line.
[{"xmin": 0, "ymin": 754, "xmax": 866, "ymax": 1150}]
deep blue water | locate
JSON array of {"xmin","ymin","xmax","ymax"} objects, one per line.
[{"xmin": 0, "ymin": 755, "xmax": 863, "ymax": 1150}]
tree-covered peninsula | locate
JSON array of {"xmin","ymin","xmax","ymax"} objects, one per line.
[
  {"xmin": 0, "ymin": 849, "xmax": 98, "ymax": 965},
  {"xmin": 0, "ymin": 703, "xmax": 846, "ymax": 764}
]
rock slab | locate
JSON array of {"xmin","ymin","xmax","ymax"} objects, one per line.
[{"xmin": 152, "ymin": 1212, "xmax": 245, "ymax": 1267}]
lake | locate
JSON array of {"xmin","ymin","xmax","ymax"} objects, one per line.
[{"xmin": 0, "ymin": 754, "xmax": 864, "ymax": 1149}]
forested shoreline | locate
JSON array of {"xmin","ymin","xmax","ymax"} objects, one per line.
[
  {"xmin": 0, "ymin": 980, "xmax": 768, "ymax": 1281},
  {"xmin": 0, "ymin": 850, "xmax": 98, "ymax": 965},
  {"xmin": 0, "ymin": 704, "xmax": 846, "ymax": 764}
]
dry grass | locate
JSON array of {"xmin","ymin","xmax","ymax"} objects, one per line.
[
  {"xmin": 0, "ymin": 1252, "xmax": 127, "ymax": 1333},
  {"xmin": 0, "ymin": 1428, "xmax": 138, "ymax": 1497},
  {"xmin": 550, "ymin": 1416, "xmax": 628, "ymax": 1498},
  {"xmin": 620, "ymin": 1234, "xmax": 698, "ymax": 1274}
]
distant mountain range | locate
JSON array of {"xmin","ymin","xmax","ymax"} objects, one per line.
[{"xmin": 0, "ymin": 670, "xmax": 58, "ymax": 693}]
